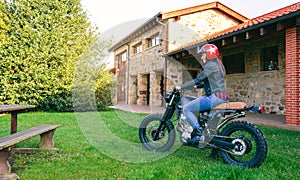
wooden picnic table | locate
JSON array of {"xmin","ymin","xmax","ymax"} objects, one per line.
[
  {"xmin": 0, "ymin": 105, "xmax": 61, "ymax": 178},
  {"xmin": 0, "ymin": 105, "xmax": 35, "ymax": 134}
]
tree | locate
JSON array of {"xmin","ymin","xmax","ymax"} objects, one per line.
[
  {"xmin": 0, "ymin": 1, "xmax": 9, "ymax": 46},
  {"xmin": 0, "ymin": 0, "xmax": 113, "ymax": 111},
  {"xmin": 73, "ymin": 37, "xmax": 114, "ymax": 112}
]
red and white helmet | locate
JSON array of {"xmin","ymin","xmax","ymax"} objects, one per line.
[{"xmin": 198, "ymin": 44, "xmax": 219, "ymax": 60}]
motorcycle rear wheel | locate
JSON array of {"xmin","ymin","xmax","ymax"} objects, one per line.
[
  {"xmin": 139, "ymin": 114, "xmax": 176, "ymax": 152},
  {"xmin": 219, "ymin": 121, "xmax": 268, "ymax": 168}
]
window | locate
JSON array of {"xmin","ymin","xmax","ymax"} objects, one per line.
[
  {"xmin": 222, "ymin": 53, "xmax": 245, "ymax": 74},
  {"xmin": 116, "ymin": 51, "xmax": 127, "ymax": 69},
  {"xmin": 260, "ymin": 46, "xmax": 278, "ymax": 71},
  {"xmin": 121, "ymin": 52, "xmax": 127, "ymax": 62},
  {"xmin": 133, "ymin": 43, "xmax": 142, "ymax": 54},
  {"xmin": 147, "ymin": 34, "xmax": 160, "ymax": 48}
]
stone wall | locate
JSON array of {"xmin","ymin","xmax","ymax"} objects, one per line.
[
  {"xmin": 224, "ymin": 33, "xmax": 286, "ymax": 114},
  {"xmin": 113, "ymin": 45, "xmax": 128, "ymax": 104},
  {"xmin": 150, "ymin": 71, "xmax": 163, "ymax": 106},
  {"xmin": 129, "ymin": 27, "xmax": 165, "ymax": 76},
  {"xmin": 166, "ymin": 58, "xmax": 202, "ymax": 97},
  {"xmin": 165, "ymin": 9, "xmax": 242, "ymax": 96},
  {"xmin": 226, "ymin": 72, "xmax": 285, "ymax": 114},
  {"xmin": 166, "ymin": 59, "xmax": 183, "ymax": 92},
  {"xmin": 128, "ymin": 24, "xmax": 166, "ymax": 106},
  {"xmin": 137, "ymin": 74, "xmax": 148, "ymax": 105},
  {"xmin": 128, "ymin": 76, "xmax": 137, "ymax": 104},
  {"xmin": 168, "ymin": 10, "xmax": 241, "ymax": 52}
]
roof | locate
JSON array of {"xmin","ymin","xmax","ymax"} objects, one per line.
[
  {"xmin": 162, "ymin": 1, "xmax": 248, "ymax": 22},
  {"xmin": 167, "ymin": 2, "xmax": 300, "ymax": 55},
  {"xmin": 109, "ymin": 12, "xmax": 162, "ymax": 52},
  {"xmin": 109, "ymin": 1, "xmax": 249, "ymax": 52}
]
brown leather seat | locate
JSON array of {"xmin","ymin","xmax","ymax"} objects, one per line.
[{"xmin": 213, "ymin": 102, "xmax": 247, "ymax": 110}]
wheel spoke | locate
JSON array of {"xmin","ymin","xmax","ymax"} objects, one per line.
[
  {"xmin": 228, "ymin": 131, "xmax": 256, "ymax": 162},
  {"xmin": 139, "ymin": 114, "xmax": 176, "ymax": 152}
]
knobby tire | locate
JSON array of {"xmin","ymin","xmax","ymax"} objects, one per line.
[
  {"xmin": 219, "ymin": 121, "xmax": 268, "ymax": 168},
  {"xmin": 139, "ymin": 114, "xmax": 176, "ymax": 152}
]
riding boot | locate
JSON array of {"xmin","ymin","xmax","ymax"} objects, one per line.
[{"xmin": 188, "ymin": 128, "xmax": 203, "ymax": 143}]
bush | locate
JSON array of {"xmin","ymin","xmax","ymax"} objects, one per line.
[
  {"xmin": 95, "ymin": 72, "xmax": 116, "ymax": 109},
  {"xmin": 37, "ymin": 91, "xmax": 73, "ymax": 112}
]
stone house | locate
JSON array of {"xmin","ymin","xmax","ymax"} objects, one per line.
[
  {"xmin": 110, "ymin": 2, "xmax": 248, "ymax": 107},
  {"xmin": 110, "ymin": 1, "xmax": 300, "ymax": 126},
  {"xmin": 166, "ymin": 2, "xmax": 300, "ymax": 125}
]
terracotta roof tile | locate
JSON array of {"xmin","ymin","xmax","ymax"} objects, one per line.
[{"xmin": 167, "ymin": 2, "xmax": 300, "ymax": 55}]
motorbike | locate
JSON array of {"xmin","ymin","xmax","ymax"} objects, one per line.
[{"xmin": 138, "ymin": 88, "xmax": 268, "ymax": 168}]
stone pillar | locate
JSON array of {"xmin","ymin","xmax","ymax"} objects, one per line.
[
  {"xmin": 285, "ymin": 26, "xmax": 300, "ymax": 125},
  {"xmin": 150, "ymin": 71, "xmax": 163, "ymax": 106},
  {"xmin": 166, "ymin": 59, "xmax": 183, "ymax": 92},
  {"xmin": 112, "ymin": 72, "xmax": 119, "ymax": 104},
  {"xmin": 128, "ymin": 76, "xmax": 137, "ymax": 105},
  {"xmin": 137, "ymin": 74, "xmax": 148, "ymax": 105}
]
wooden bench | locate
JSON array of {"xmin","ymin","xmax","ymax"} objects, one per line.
[{"xmin": 0, "ymin": 125, "xmax": 60, "ymax": 177}]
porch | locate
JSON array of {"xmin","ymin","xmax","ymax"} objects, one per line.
[{"xmin": 111, "ymin": 104, "xmax": 300, "ymax": 132}]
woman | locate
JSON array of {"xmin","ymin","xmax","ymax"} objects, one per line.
[{"xmin": 179, "ymin": 44, "xmax": 228, "ymax": 143}]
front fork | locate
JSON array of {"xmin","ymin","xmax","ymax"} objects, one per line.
[{"xmin": 153, "ymin": 105, "xmax": 175, "ymax": 141}]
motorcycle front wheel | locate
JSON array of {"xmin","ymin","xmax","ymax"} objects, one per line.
[
  {"xmin": 139, "ymin": 114, "xmax": 176, "ymax": 152},
  {"xmin": 219, "ymin": 121, "xmax": 268, "ymax": 168}
]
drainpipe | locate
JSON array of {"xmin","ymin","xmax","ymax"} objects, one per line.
[
  {"xmin": 125, "ymin": 43, "xmax": 130, "ymax": 104},
  {"xmin": 156, "ymin": 17, "xmax": 168, "ymax": 99}
]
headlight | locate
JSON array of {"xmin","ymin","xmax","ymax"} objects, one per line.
[{"xmin": 164, "ymin": 93, "xmax": 172, "ymax": 103}]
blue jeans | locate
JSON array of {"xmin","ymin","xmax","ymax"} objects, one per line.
[{"xmin": 183, "ymin": 94, "xmax": 228, "ymax": 128}]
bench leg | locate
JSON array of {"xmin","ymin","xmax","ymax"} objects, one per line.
[
  {"xmin": 0, "ymin": 149, "xmax": 19, "ymax": 180},
  {"xmin": 39, "ymin": 130, "xmax": 55, "ymax": 149},
  {"xmin": 0, "ymin": 149, "xmax": 10, "ymax": 174}
]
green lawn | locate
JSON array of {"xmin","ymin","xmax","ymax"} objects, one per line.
[{"xmin": 0, "ymin": 110, "xmax": 299, "ymax": 179}]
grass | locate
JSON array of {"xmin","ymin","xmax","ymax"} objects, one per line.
[{"xmin": 0, "ymin": 110, "xmax": 299, "ymax": 179}]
